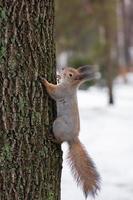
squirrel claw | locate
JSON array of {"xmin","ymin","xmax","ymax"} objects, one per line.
[
  {"xmin": 47, "ymin": 134, "xmax": 60, "ymax": 144},
  {"xmin": 38, "ymin": 76, "xmax": 45, "ymax": 82}
]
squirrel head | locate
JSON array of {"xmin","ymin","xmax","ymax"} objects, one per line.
[{"xmin": 58, "ymin": 66, "xmax": 97, "ymax": 86}]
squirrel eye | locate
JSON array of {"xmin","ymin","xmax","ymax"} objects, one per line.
[{"xmin": 69, "ymin": 73, "xmax": 73, "ymax": 77}]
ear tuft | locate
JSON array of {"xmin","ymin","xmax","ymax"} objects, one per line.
[{"xmin": 78, "ymin": 65, "xmax": 92, "ymax": 73}]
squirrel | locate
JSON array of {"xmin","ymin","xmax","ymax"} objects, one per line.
[{"xmin": 41, "ymin": 66, "xmax": 100, "ymax": 198}]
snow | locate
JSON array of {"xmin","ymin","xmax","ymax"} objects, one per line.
[{"xmin": 61, "ymin": 74, "xmax": 133, "ymax": 200}]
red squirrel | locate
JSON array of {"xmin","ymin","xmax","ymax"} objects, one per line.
[{"xmin": 41, "ymin": 66, "xmax": 100, "ymax": 198}]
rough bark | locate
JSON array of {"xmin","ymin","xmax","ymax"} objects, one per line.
[{"xmin": 0, "ymin": 1, "xmax": 62, "ymax": 200}]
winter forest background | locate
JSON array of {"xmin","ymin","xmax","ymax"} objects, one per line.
[
  {"xmin": 55, "ymin": 0, "xmax": 133, "ymax": 199},
  {"xmin": 56, "ymin": 0, "xmax": 133, "ymax": 104}
]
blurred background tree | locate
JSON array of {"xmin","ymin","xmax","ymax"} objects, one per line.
[{"xmin": 55, "ymin": 0, "xmax": 133, "ymax": 104}]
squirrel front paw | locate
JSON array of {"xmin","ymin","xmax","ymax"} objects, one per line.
[
  {"xmin": 38, "ymin": 76, "xmax": 48, "ymax": 88},
  {"xmin": 38, "ymin": 76, "xmax": 46, "ymax": 82}
]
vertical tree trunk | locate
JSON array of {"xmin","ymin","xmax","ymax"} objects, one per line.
[
  {"xmin": 0, "ymin": 1, "xmax": 62, "ymax": 200},
  {"xmin": 104, "ymin": 25, "xmax": 114, "ymax": 105},
  {"xmin": 116, "ymin": 0, "xmax": 129, "ymax": 82},
  {"xmin": 101, "ymin": 0, "xmax": 116, "ymax": 105},
  {"xmin": 91, "ymin": 0, "xmax": 116, "ymax": 104},
  {"xmin": 121, "ymin": 0, "xmax": 131, "ymax": 68}
]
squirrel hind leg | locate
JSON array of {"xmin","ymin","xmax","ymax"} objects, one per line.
[
  {"xmin": 53, "ymin": 117, "xmax": 72, "ymax": 143},
  {"xmin": 47, "ymin": 133, "xmax": 62, "ymax": 144}
]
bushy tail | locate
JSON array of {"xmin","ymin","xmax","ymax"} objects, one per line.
[{"xmin": 67, "ymin": 138, "xmax": 100, "ymax": 198}]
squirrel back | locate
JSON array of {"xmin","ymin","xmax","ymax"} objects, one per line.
[{"xmin": 67, "ymin": 138, "xmax": 100, "ymax": 198}]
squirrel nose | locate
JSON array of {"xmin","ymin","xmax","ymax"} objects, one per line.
[{"xmin": 62, "ymin": 68, "xmax": 65, "ymax": 71}]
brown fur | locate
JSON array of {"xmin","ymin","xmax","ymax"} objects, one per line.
[{"xmin": 68, "ymin": 138, "xmax": 100, "ymax": 198}]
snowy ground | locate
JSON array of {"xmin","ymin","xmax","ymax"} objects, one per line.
[{"xmin": 61, "ymin": 75, "xmax": 133, "ymax": 200}]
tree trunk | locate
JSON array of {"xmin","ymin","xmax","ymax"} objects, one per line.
[
  {"xmin": 0, "ymin": 1, "xmax": 62, "ymax": 200},
  {"xmin": 101, "ymin": 0, "xmax": 116, "ymax": 105},
  {"xmin": 121, "ymin": 0, "xmax": 131, "ymax": 68},
  {"xmin": 104, "ymin": 27, "xmax": 114, "ymax": 105}
]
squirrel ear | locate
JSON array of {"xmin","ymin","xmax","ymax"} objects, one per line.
[
  {"xmin": 78, "ymin": 65, "xmax": 92, "ymax": 73},
  {"xmin": 74, "ymin": 73, "xmax": 89, "ymax": 81},
  {"xmin": 77, "ymin": 65, "xmax": 98, "ymax": 82},
  {"xmin": 75, "ymin": 71, "xmax": 96, "ymax": 81}
]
